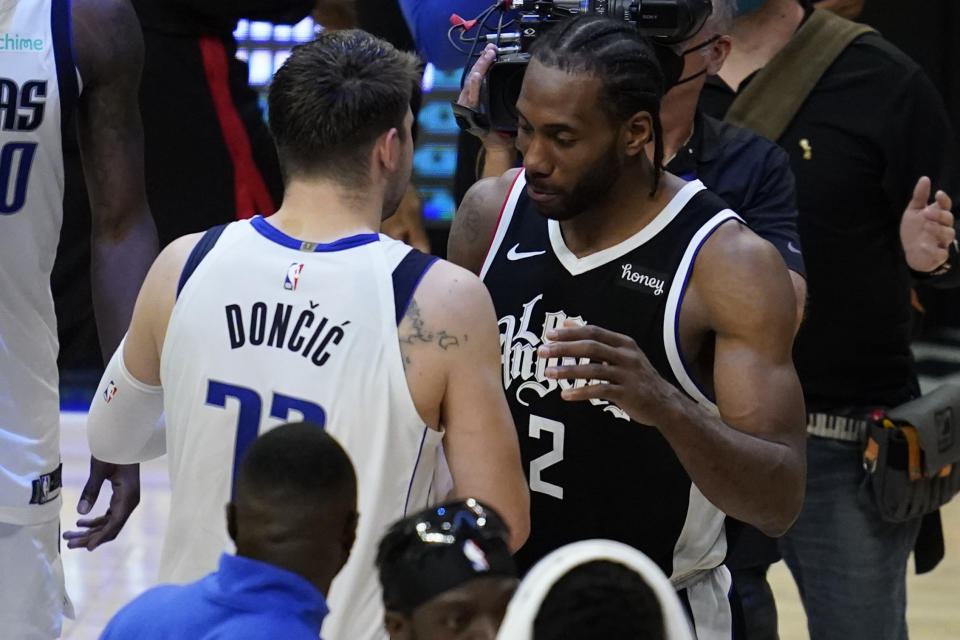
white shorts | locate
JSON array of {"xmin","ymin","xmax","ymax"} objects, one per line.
[{"xmin": 0, "ymin": 518, "xmax": 74, "ymax": 639}]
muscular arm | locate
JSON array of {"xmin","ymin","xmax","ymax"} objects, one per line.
[
  {"xmin": 86, "ymin": 234, "xmax": 197, "ymax": 464},
  {"xmin": 448, "ymin": 169, "xmax": 517, "ymax": 274},
  {"xmin": 661, "ymin": 224, "xmax": 806, "ymax": 535},
  {"xmin": 123, "ymin": 235, "xmax": 200, "ymax": 385},
  {"xmin": 400, "ymin": 261, "xmax": 530, "ymax": 550},
  {"xmin": 73, "ymin": 0, "xmax": 158, "ymax": 360}
]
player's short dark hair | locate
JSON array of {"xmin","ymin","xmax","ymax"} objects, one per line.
[
  {"xmin": 530, "ymin": 15, "xmax": 666, "ymax": 194},
  {"xmin": 235, "ymin": 421, "xmax": 356, "ymax": 507},
  {"xmin": 268, "ymin": 29, "xmax": 421, "ymax": 188},
  {"xmin": 533, "ymin": 560, "xmax": 665, "ymax": 640}
]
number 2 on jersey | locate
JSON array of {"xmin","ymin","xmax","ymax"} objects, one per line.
[
  {"xmin": 206, "ymin": 380, "xmax": 326, "ymax": 495},
  {"xmin": 529, "ymin": 415, "xmax": 564, "ymax": 500}
]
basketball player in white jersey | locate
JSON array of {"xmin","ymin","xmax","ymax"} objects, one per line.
[
  {"xmin": 449, "ymin": 16, "xmax": 805, "ymax": 639},
  {"xmin": 84, "ymin": 30, "xmax": 530, "ymax": 640},
  {"xmin": 0, "ymin": 0, "xmax": 157, "ymax": 637}
]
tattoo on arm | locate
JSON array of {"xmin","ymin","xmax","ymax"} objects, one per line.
[
  {"xmin": 454, "ymin": 203, "xmax": 481, "ymax": 245},
  {"xmin": 399, "ymin": 300, "xmax": 466, "ymax": 369}
]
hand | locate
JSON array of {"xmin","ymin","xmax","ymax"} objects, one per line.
[
  {"xmin": 63, "ymin": 458, "xmax": 140, "ymax": 551},
  {"xmin": 457, "ymin": 44, "xmax": 517, "ymax": 159},
  {"xmin": 900, "ymin": 176, "xmax": 955, "ymax": 273},
  {"xmin": 537, "ymin": 321, "xmax": 679, "ymax": 426}
]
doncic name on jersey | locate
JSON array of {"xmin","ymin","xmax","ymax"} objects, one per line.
[
  {"xmin": 223, "ymin": 263, "xmax": 351, "ymax": 367},
  {"xmin": 500, "ymin": 294, "xmax": 629, "ymax": 421}
]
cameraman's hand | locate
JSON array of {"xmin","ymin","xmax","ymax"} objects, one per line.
[{"xmin": 459, "ymin": 44, "xmax": 517, "ymax": 177}]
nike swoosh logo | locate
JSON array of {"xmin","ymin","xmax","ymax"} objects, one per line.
[
  {"xmin": 787, "ymin": 241, "xmax": 802, "ymax": 255},
  {"xmin": 506, "ymin": 244, "xmax": 546, "ymax": 261}
]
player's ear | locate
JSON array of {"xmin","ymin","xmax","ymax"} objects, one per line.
[
  {"xmin": 706, "ymin": 35, "xmax": 732, "ymax": 74},
  {"xmin": 375, "ymin": 127, "xmax": 402, "ymax": 173},
  {"xmin": 624, "ymin": 111, "xmax": 653, "ymax": 158}
]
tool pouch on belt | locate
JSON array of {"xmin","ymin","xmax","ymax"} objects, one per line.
[{"xmin": 860, "ymin": 383, "xmax": 960, "ymax": 522}]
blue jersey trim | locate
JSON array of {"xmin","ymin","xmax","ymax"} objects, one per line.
[
  {"xmin": 250, "ymin": 215, "xmax": 379, "ymax": 252},
  {"xmin": 403, "ymin": 426, "xmax": 430, "ymax": 517},
  {"xmin": 51, "ymin": 0, "xmax": 78, "ymax": 134},
  {"xmin": 177, "ymin": 224, "xmax": 229, "ymax": 298},
  {"xmin": 673, "ymin": 221, "xmax": 736, "ymax": 405},
  {"xmin": 392, "ymin": 249, "xmax": 439, "ymax": 325}
]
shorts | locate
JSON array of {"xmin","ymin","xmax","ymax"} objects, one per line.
[{"xmin": 0, "ymin": 517, "xmax": 75, "ymax": 639}]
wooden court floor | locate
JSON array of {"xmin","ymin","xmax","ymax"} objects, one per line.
[{"xmin": 57, "ymin": 416, "xmax": 960, "ymax": 639}]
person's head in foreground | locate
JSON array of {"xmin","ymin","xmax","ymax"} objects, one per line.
[
  {"xmin": 496, "ymin": 540, "xmax": 695, "ymax": 640},
  {"xmin": 228, "ymin": 421, "xmax": 359, "ymax": 595},
  {"xmin": 267, "ymin": 28, "xmax": 421, "ymax": 218},
  {"xmin": 517, "ymin": 14, "xmax": 666, "ymax": 220},
  {"xmin": 100, "ymin": 422, "xmax": 358, "ymax": 639},
  {"xmin": 377, "ymin": 498, "xmax": 518, "ymax": 640}
]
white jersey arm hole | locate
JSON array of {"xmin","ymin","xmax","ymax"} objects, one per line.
[
  {"xmin": 663, "ymin": 210, "xmax": 745, "ymax": 414},
  {"xmin": 496, "ymin": 540, "xmax": 695, "ymax": 640},
  {"xmin": 88, "ymin": 337, "xmax": 166, "ymax": 464},
  {"xmin": 479, "ymin": 171, "xmax": 527, "ymax": 280}
]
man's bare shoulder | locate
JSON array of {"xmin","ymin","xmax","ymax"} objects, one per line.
[
  {"xmin": 415, "ymin": 258, "xmax": 495, "ymax": 323},
  {"xmin": 398, "ymin": 257, "xmax": 497, "ymax": 356},
  {"xmin": 462, "ymin": 168, "xmax": 522, "ymax": 216},
  {"xmin": 449, "ymin": 168, "xmax": 522, "ymax": 274},
  {"xmin": 144, "ymin": 232, "xmax": 205, "ymax": 300},
  {"xmin": 694, "ymin": 220, "xmax": 796, "ymax": 337}
]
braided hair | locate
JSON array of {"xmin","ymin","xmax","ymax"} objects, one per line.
[{"xmin": 530, "ymin": 15, "xmax": 666, "ymax": 195}]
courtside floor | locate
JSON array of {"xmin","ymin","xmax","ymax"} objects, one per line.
[{"xmin": 58, "ymin": 340, "xmax": 960, "ymax": 639}]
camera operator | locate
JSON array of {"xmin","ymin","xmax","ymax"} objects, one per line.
[
  {"xmin": 699, "ymin": 2, "xmax": 960, "ymax": 639},
  {"xmin": 449, "ymin": 13, "xmax": 807, "ymax": 639}
]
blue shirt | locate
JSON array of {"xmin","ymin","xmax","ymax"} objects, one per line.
[
  {"xmin": 667, "ymin": 110, "xmax": 805, "ymax": 278},
  {"xmin": 101, "ymin": 554, "xmax": 329, "ymax": 639}
]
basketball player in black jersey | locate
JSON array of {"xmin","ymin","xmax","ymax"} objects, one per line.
[{"xmin": 449, "ymin": 16, "xmax": 805, "ymax": 637}]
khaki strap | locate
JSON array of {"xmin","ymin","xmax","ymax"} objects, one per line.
[
  {"xmin": 724, "ymin": 9, "xmax": 874, "ymax": 141},
  {"xmin": 901, "ymin": 426, "xmax": 923, "ymax": 482}
]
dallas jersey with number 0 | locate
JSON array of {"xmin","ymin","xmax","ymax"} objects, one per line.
[
  {"xmin": 482, "ymin": 174, "xmax": 742, "ymax": 636},
  {"xmin": 0, "ymin": 0, "xmax": 78, "ymax": 524},
  {"xmin": 160, "ymin": 217, "xmax": 442, "ymax": 640}
]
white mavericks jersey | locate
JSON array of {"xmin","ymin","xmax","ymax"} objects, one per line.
[
  {"xmin": 160, "ymin": 216, "xmax": 444, "ymax": 640},
  {"xmin": 0, "ymin": 0, "xmax": 78, "ymax": 524}
]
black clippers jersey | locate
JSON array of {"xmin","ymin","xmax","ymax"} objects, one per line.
[{"xmin": 482, "ymin": 173, "xmax": 741, "ymax": 581}]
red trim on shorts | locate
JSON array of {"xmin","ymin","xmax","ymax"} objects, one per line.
[
  {"xmin": 481, "ymin": 169, "xmax": 525, "ymax": 267},
  {"xmin": 198, "ymin": 36, "xmax": 276, "ymax": 220}
]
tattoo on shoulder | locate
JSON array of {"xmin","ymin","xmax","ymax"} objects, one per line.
[
  {"xmin": 455, "ymin": 200, "xmax": 481, "ymax": 244},
  {"xmin": 398, "ymin": 300, "xmax": 467, "ymax": 369}
]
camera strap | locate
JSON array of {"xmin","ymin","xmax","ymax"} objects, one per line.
[{"xmin": 723, "ymin": 9, "xmax": 874, "ymax": 142}]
